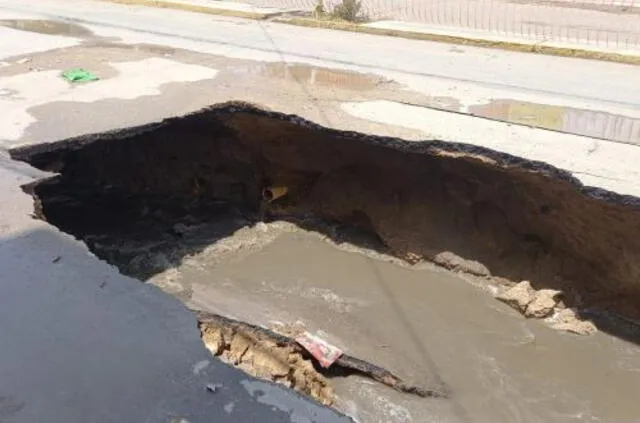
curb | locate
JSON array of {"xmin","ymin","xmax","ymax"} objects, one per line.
[
  {"xmin": 278, "ymin": 17, "xmax": 640, "ymax": 65},
  {"xmin": 102, "ymin": 0, "xmax": 640, "ymax": 65}
]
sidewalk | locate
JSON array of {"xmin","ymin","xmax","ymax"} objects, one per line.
[{"xmin": 108, "ymin": 0, "xmax": 640, "ymax": 59}]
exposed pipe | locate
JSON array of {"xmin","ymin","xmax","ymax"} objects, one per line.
[{"xmin": 262, "ymin": 186, "xmax": 289, "ymax": 202}]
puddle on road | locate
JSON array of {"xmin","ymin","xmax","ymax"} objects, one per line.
[
  {"xmin": 86, "ymin": 41, "xmax": 177, "ymax": 56},
  {"xmin": 468, "ymin": 99, "xmax": 640, "ymax": 145},
  {"xmin": 4, "ymin": 19, "xmax": 635, "ymax": 144},
  {"xmin": 0, "ymin": 19, "xmax": 92, "ymax": 37},
  {"xmin": 230, "ymin": 62, "xmax": 389, "ymax": 91},
  {"xmin": 227, "ymin": 61, "xmax": 640, "ymax": 143}
]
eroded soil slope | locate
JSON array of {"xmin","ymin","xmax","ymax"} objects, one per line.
[{"xmin": 11, "ymin": 102, "xmax": 640, "ymax": 325}]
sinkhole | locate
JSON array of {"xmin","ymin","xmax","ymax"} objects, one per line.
[{"xmin": 10, "ymin": 101, "xmax": 640, "ymax": 336}]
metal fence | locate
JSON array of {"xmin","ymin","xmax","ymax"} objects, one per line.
[{"xmin": 239, "ymin": 0, "xmax": 640, "ymax": 52}]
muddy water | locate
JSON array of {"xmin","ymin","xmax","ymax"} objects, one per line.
[
  {"xmin": 0, "ymin": 19, "xmax": 92, "ymax": 37},
  {"xmin": 229, "ymin": 59, "xmax": 640, "ymax": 144},
  {"xmin": 468, "ymin": 99, "xmax": 640, "ymax": 145},
  {"xmin": 147, "ymin": 223, "xmax": 640, "ymax": 423},
  {"xmin": 4, "ymin": 17, "xmax": 638, "ymax": 144},
  {"xmin": 229, "ymin": 62, "xmax": 390, "ymax": 91}
]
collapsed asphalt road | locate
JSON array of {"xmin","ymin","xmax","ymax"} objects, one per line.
[
  {"xmin": 2, "ymin": 2, "xmax": 640, "ymax": 421},
  {"xmin": 13, "ymin": 102, "xmax": 640, "ymax": 325},
  {"xmin": 8, "ymin": 102, "xmax": 640, "ymax": 422},
  {"xmin": 0, "ymin": 154, "xmax": 353, "ymax": 423}
]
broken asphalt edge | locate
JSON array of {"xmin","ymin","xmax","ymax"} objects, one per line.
[
  {"xmin": 100, "ymin": 0, "xmax": 640, "ymax": 65},
  {"xmin": 10, "ymin": 100, "xmax": 640, "ymax": 208},
  {"xmin": 9, "ymin": 101, "xmax": 640, "ymax": 418},
  {"xmin": 1, "ymin": 153, "xmax": 355, "ymax": 423}
]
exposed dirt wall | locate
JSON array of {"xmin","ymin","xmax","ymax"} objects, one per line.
[{"xmin": 11, "ymin": 102, "xmax": 640, "ymax": 323}]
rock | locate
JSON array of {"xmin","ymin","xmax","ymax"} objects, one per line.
[
  {"xmin": 550, "ymin": 308, "xmax": 597, "ymax": 336},
  {"xmin": 227, "ymin": 334, "xmax": 251, "ymax": 364},
  {"xmin": 198, "ymin": 321, "xmax": 334, "ymax": 406},
  {"xmin": 495, "ymin": 281, "xmax": 534, "ymax": 312},
  {"xmin": 249, "ymin": 339, "xmax": 290, "ymax": 379},
  {"xmin": 201, "ymin": 326, "xmax": 226, "ymax": 356},
  {"xmin": 405, "ymin": 252, "xmax": 422, "ymax": 264},
  {"xmin": 525, "ymin": 289, "xmax": 562, "ymax": 318},
  {"xmin": 205, "ymin": 383, "xmax": 222, "ymax": 393},
  {"xmin": 433, "ymin": 251, "xmax": 491, "ymax": 277},
  {"xmin": 491, "ymin": 276, "xmax": 513, "ymax": 287},
  {"xmin": 553, "ymin": 321, "xmax": 597, "ymax": 336},
  {"xmin": 255, "ymin": 222, "xmax": 269, "ymax": 232}
]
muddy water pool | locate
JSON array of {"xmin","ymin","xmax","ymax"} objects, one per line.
[{"xmin": 138, "ymin": 220, "xmax": 640, "ymax": 423}]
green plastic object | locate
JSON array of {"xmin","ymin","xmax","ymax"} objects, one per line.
[{"xmin": 61, "ymin": 68, "xmax": 99, "ymax": 82}]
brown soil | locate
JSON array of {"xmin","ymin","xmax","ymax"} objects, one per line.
[
  {"xmin": 197, "ymin": 311, "xmax": 446, "ymax": 403},
  {"xmin": 199, "ymin": 315, "xmax": 335, "ymax": 406},
  {"xmin": 11, "ymin": 101, "xmax": 640, "ymax": 334}
]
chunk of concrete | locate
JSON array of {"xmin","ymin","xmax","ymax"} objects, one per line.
[
  {"xmin": 550, "ymin": 308, "xmax": 598, "ymax": 336},
  {"xmin": 495, "ymin": 281, "xmax": 534, "ymax": 312},
  {"xmin": 433, "ymin": 251, "xmax": 491, "ymax": 277},
  {"xmin": 525, "ymin": 289, "xmax": 562, "ymax": 318}
]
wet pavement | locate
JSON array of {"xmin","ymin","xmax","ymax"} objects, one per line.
[
  {"xmin": 0, "ymin": 18, "xmax": 93, "ymax": 37},
  {"xmin": 230, "ymin": 61, "xmax": 391, "ymax": 91},
  {"xmin": 1, "ymin": 13, "xmax": 639, "ymax": 148},
  {"xmin": 469, "ymin": 99, "xmax": 640, "ymax": 145}
]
